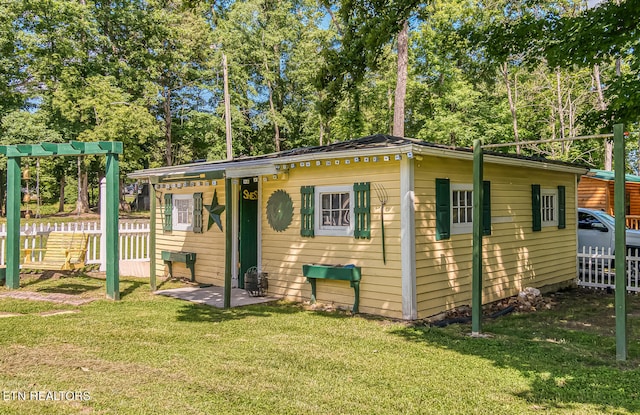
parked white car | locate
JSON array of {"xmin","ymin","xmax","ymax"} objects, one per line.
[{"xmin": 578, "ymin": 208, "xmax": 640, "ymax": 254}]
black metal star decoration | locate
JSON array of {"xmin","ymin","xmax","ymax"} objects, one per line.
[{"xmin": 205, "ymin": 189, "xmax": 225, "ymax": 231}]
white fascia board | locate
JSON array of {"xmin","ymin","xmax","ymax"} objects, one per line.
[
  {"xmin": 483, "ymin": 154, "xmax": 588, "ymax": 174},
  {"xmin": 273, "ymin": 145, "xmax": 414, "ymax": 166},
  {"xmin": 411, "ymin": 145, "xmax": 588, "ymax": 175},
  {"xmin": 224, "ymin": 164, "xmax": 277, "ymax": 178}
]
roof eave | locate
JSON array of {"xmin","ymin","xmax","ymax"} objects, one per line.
[
  {"xmin": 412, "ymin": 145, "xmax": 588, "ymax": 174},
  {"xmin": 127, "ymin": 141, "xmax": 588, "ymax": 180}
]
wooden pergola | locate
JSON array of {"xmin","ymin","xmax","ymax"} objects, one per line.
[
  {"xmin": 471, "ymin": 125, "xmax": 629, "ymax": 361},
  {"xmin": 0, "ymin": 141, "xmax": 123, "ymax": 300}
]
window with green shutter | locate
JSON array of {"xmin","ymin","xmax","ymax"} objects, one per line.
[
  {"xmin": 557, "ymin": 185, "xmax": 566, "ymax": 229},
  {"xmin": 446, "ymin": 181, "xmax": 491, "ymax": 236},
  {"xmin": 435, "ymin": 178, "xmax": 450, "ymax": 240},
  {"xmin": 532, "ymin": 184, "xmax": 541, "ymax": 231},
  {"xmin": 300, "ymin": 186, "xmax": 315, "ymax": 237},
  {"xmin": 163, "ymin": 193, "xmax": 173, "ymax": 232},
  {"xmin": 193, "ymin": 192, "xmax": 203, "ymax": 233},
  {"xmin": 353, "ymin": 182, "xmax": 371, "ymax": 239}
]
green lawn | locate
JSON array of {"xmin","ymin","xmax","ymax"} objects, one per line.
[{"xmin": 0, "ymin": 275, "xmax": 639, "ymax": 414}]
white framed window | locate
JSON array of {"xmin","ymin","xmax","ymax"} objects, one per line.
[
  {"xmin": 541, "ymin": 189, "xmax": 557, "ymax": 226},
  {"xmin": 315, "ymin": 185, "xmax": 354, "ymax": 236},
  {"xmin": 451, "ymin": 184, "xmax": 473, "ymax": 234},
  {"xmin": 173, "ymin": 194, "xmax": 194, "ymax": 231}
]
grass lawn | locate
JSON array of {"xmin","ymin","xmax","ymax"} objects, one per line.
[{"xmin": 0, "ymin": 275, "xmax": 639, "ymax": 414}]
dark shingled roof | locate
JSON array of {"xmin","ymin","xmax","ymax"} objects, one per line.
[
  {"xmin": 265, "ymin": 134, "xmax": 587, "ymax": 170},
  {"xmin": 129, "ymin": 134, "xmax": 588, "ymax": 179}
]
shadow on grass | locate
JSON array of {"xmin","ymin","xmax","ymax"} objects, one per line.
[
  {"xmin": 390, "ymin": 289, "xmax": 640, "ymax": 413},
  {"xmin": 20, "ymin": 270, "xmax": 77, "ymax": 287},
  {"xmin": 174, "ymin": 300, "xmax": 306, "ymax": 323},
  {"xmin": 17, "ymin": 272, "xmax": 148, "ymax": 300},
  {"xmin": 175, "ymin": 302, "xmax": 272, "ymax": 323},
  {"xmin": 37, "ymin": 283, "xmax": 101, "ymax": 295},
  {"xmin": 119, "ymin": 280, "xmax": 147, "ymax": 299}
]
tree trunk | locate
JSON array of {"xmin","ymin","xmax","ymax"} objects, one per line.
[
  {"xmin": 163, "ymin": 87, "xmax": 173, "ymax": 166},
  {"xmin": 501, "ymin": 62, "xmax": 520, "ymax": 155},
  {"xmin": 267, "ymin": 77, "xmax": 281, "ymax": 151},
  {"xmin": 74, "ymin": 156, "xmax": 90, "ymax": 214},
  {"xmin": 593, "ymin": 64, "xmax": 613, "ymax": 170},
  {"xmin": 58, "ymin": 174, "xmax": 65, "ymax": 213},
  {"xmin": 555, "ymin": 68, "xmax": 566, "ymax": 154},
  {"xmin": 222, "ymin": 52, "xmax": 233, "ymax": 160},
  {"xmin": 264, "ymin": 53, "xmax": 281, "ymax": 152},
  {"xmin": 387, "ymin": 86, "xmax": 394, "ymax": 135},
  {"xmin": 393, "ymin": 20, "xmax": 409, "ymax": 137}
]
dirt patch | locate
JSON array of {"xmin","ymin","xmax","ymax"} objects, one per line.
[
  {"xmin": 38, "ymin": 310, "xmax": 82, "ymax": 317},
  {"xmin": 0, "ymin": 291, "xmax": 96, "ymax": 306},
  {"xmin": 0, "ymin": 311, "xmax": 24, "ymax": 318}
]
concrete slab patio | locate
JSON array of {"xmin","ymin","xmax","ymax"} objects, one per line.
[{"xmin": 155, "ymin": 285, "xmax": 280, "ymax": 308}]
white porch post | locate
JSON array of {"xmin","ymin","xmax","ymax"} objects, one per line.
[
  {"xmin": 400, "ymin": 155, "xmax": 417, "ymax": 320},
  {"xmin": 100, "ymin": 177, "xmax": 107, "ymax": 272}
]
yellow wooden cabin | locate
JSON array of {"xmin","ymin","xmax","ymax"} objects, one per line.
[
  {"xmin": 129, "ymin": 135, "xmax": 587, "ymax": 320},
  {"xmin": 578, "ymin": 169, "xmax": 640, "ymax": 229}
]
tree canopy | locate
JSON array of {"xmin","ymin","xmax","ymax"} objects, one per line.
[{"xmin": 1, "ymin": 0, "xmax": 638, "ymax": 211}]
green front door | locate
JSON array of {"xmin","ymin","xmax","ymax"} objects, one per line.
[{"xmin": 238, "ymin": 178, "xmax": 258, "ymax": 289}]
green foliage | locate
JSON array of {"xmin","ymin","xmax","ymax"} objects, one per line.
[
  {"xmin": 1, "ymin": 0, "xmax": 637, "ymax": 190},
  {"xmin": 480, "ymin": 0, "xmax": 640, "ymax": 128}
]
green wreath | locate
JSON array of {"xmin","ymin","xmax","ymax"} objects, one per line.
[{"xmin": 266, "ymin": 189, "xmax": 294, "ymax": 232}]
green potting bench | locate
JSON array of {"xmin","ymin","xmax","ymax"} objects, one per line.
[
  {"xmin": 162, "ymin": 250, "xmax": 197, "ymax": 281},
  {"xmin": 302, "ymin": 264, "xmax": 362, "ymax": 313}
]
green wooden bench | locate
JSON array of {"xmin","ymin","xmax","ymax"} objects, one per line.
[
  {"xmin": 302, "ymin": 264, "xmax": 362, "ymax": 313},
  {"xmin": 161, "ymin": 250, "xmax": 196, "ymax": 281},
  {"xmin": 23, "ymin": 231, "xmax": 88, "ymax": 271}
]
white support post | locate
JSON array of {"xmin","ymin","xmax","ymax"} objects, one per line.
[
  {"xmin": 400, "ymin": 156, "xmax": 417, "ymax": 320},
  {"xmin": 100, "ymin": 177, "xmax": 107, "ymax": 272}
]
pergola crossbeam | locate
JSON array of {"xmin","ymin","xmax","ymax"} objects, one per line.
[
  {"xmin": 0, "ymin": 141, "xmax": 123, "ymax": 158},
  {"xmin": 481, "ymin": 133, "xmax": 615, "ymax": 149}
]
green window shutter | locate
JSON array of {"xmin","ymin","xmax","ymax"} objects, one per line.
[
  {"xmin": 558, "ymin": 185, "xmax": 566, "ymax": 229},
  {"xmin": 483, "ymin": 181, "xmax": 491, "ymax": 236},
  {"xmin": 300, "ymin": 186, "xmax": 315, "ymax": 237},
  {"xmin": 532, "ymin": 184, "xmax": 541, "ymax": 232},
  {"xmin": 435, "ymin": 178, "xmax": 450, "ymax": 240},
  {"xmin": 353, "ymin": 182, "xmax": 371, "ymax": 239},
  {"xmin": 163, "ymin": 193, "xmax": 173, "ymax": 231},
  {"xmin": 193, "ymin": 192, "xmax": 203, "ymax": 233}
]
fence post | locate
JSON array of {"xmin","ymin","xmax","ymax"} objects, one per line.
[{"xmin": 100, "ymin": 177, "xmax": 107, "ymax": 272}]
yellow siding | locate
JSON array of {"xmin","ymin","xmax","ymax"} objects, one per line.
[
  {"xmin": 151, "ymin": 151, "xmax": 581, "ymax": 321},
  {"xmin": 414, "ymin": 156, "xmax": 578, "ymax": 318},
  {"xmin": 153, "ymin": 184, "xmax": 227, "ymax": 285},
  {"xmin": 261, "ymin": 160, "xmax": 404, "ymax": 318}
]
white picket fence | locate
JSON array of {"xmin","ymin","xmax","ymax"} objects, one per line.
[
  {"xmin": 0, "ymin": 221, "xmax": 150, "ymax": 267},
  {"xmin": 577, "ymin": 247, "xmax": 640, "ymax": 292}
]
